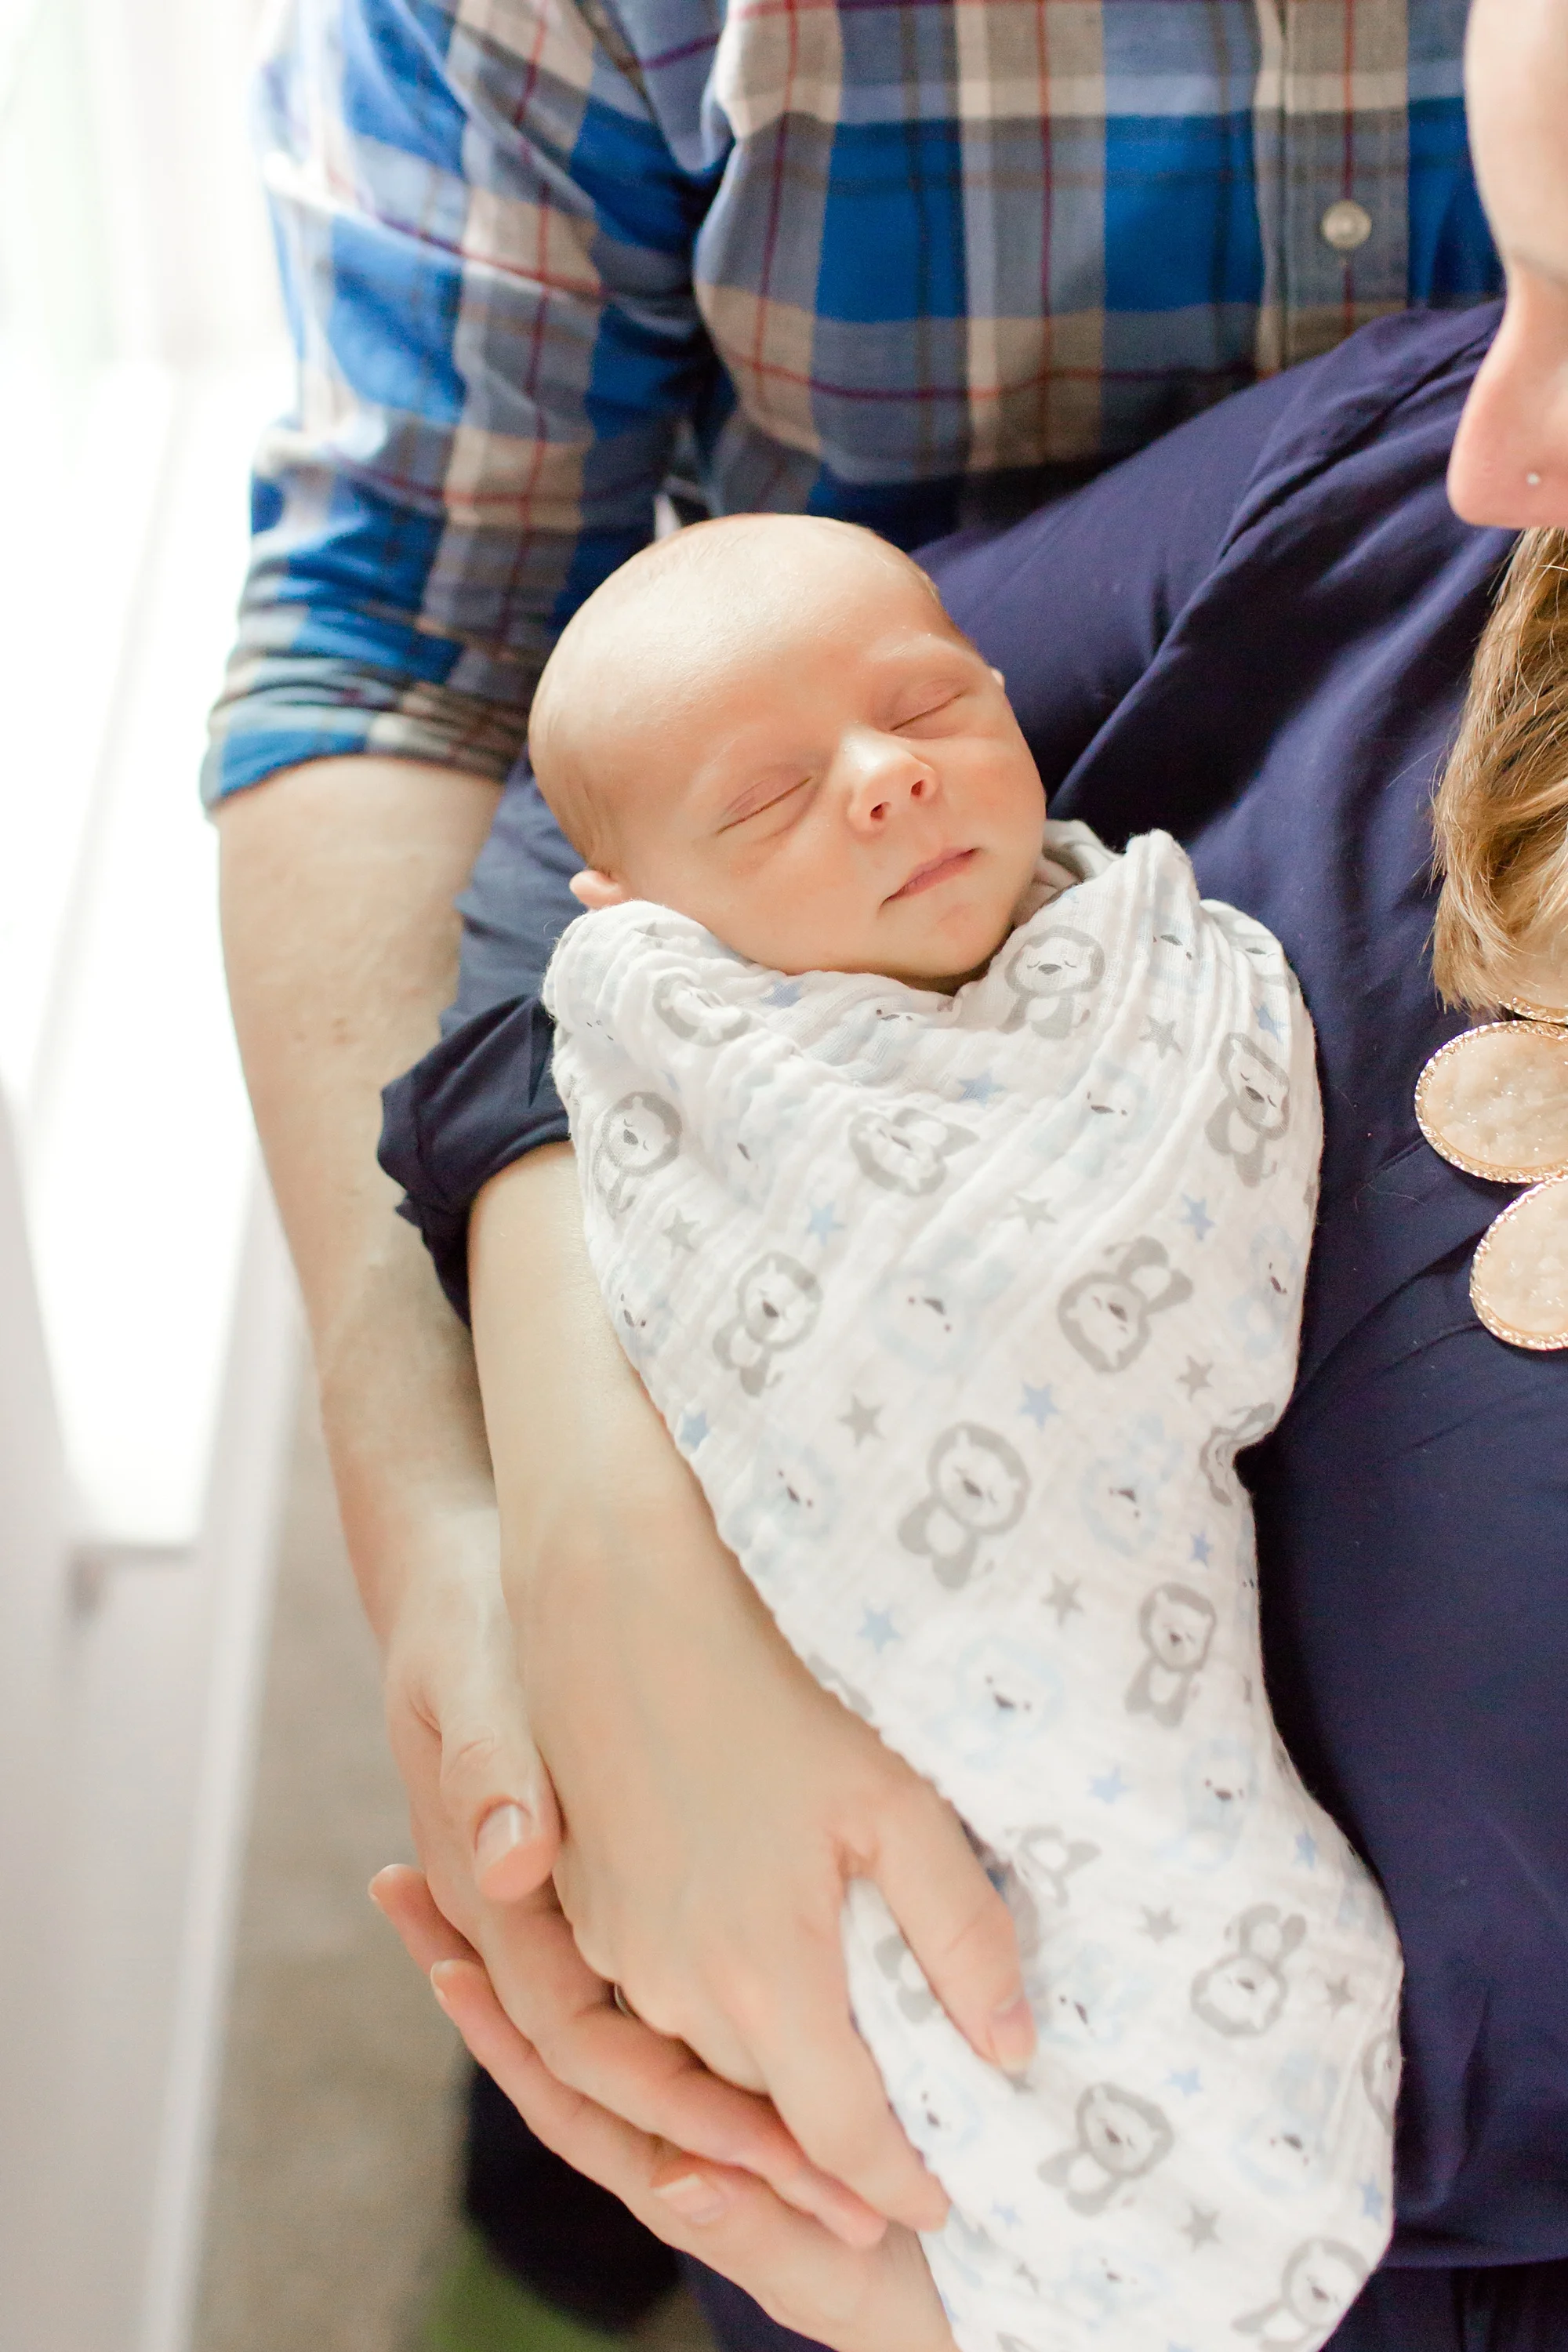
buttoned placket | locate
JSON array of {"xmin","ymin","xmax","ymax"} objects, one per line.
[{"xmin": 1251, "ymin": 0, "xmax": 1410, "ymax": 375}]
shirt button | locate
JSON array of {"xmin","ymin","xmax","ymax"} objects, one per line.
[{"xmin": 1319, "ymin": 198, "xmax": 1373, "ymax": 253}]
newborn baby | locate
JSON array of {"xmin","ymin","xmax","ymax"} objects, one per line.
[{"xmin": 535, "ymin": 517, "xmax": 1402, "ymax": 2352}]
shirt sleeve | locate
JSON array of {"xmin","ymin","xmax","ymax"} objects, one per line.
[{"xmin": 202, "ymin": 0, "xmax": 714, "ymax": 803}]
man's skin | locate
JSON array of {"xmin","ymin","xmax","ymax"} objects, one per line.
[{"xmin": 214, "ymin": 753, "xmax": 915, "ymax": 2244}]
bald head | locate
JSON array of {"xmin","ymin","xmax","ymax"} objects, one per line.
[{"xmin": 528, "ymin": 514, "xmax": 956, "ymax": 865}]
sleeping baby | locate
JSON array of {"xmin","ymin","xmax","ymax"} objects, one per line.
[{"xmin": 532, "ymin": 515, "xmax": 1402, "ymax": 2352}]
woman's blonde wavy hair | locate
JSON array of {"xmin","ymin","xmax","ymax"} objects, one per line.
[{"xmin": 1433, "ymin": 527, "xmax": 1568, "ymax": 1008}]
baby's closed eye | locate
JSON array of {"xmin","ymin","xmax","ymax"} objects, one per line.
[
  {"xmin": 718, "ymin": 773, "xmax": 814, "ymax": 831},
  {"xmin": 892, "ymin": 687, "xmax": 967, "ymax": 735}
]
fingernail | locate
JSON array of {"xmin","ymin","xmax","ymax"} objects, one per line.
[
  {"xmin": 655, "ymin": 2173, "xmax": 729, "ymax": 2226},
  {"xmin": 430, "ymin": 1961, "xmax": 461, "ymax": 2016},
  {"xmin": 475, "ymin": 1802, "xmax": 533, "ymax": 1878},
  {"xmin": 990, "ymin": 1993, "xmax": 1036, "ymax": 2073}
]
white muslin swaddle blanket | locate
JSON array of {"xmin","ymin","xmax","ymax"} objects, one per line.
[{"xmin": 543, "ymin": 821, "xmax": 1402, "ymax": 2352}]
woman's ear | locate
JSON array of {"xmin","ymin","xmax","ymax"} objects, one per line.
[{"xmin": 569, "ymin": 869, "xmax": 630, "ymax": 910}]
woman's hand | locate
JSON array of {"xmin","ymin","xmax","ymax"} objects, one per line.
[
  {"xmin": 381, "ymin": 1519, "xmax": 884, "ymax": 2246},
  {"xmin": 470, "ymin": 1147, "xmax": 1035, "ymax": 2237},
  {"xmin": 373, "ymin": 1869, "xmax": 958, "ymax": 2352}
]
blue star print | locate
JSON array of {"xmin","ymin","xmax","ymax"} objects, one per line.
[
  {"xmin": 1020, "ymin": 1382, "xmax": 1058, "ymax": 1428},
  {"xmin": 677, "ymin": 1411, "xmax": 710, "ymax": 1450},
  {"xmin": 860, "ymin": 1609, "xmax": 897, "ymax": 1653},
  {"xmin": 1360, "ymin": 2179, "xmax": 1385, "ymax": 2221},
  {"xmin": 1296, "ymin": 1831, "xmax": 1319, "ymax": 1868},
  {"xmin": 1091, "ymin": 1766, "xmax": 1129, "ymax": 1804},
  {"xmin": 1190, "ymin": 1531, "xmax": 1213, "ymax": 1565},
  {"xmin": 765, "ymin": 979, "xmax": 803, "ymax": 1008},
  {"xmin": 958, "ymin": 1071, "xmax": 1004, "ymax": 1105},
  {"xmin": 807, "ymin": 1201, "xmax": 845, "ymax": 1243},
  {"xmin": 990, "ymin": 2202, "xmax": 1021, "ymax": 2230},
  {"xmin": 1167, "ymin": 2067, "xmax": 1203, "ymax": 2098},
  {"xmin": 1181, "ymin": 1195, "xmax": 1215, "ymax": 1240},
  {"xmin": 1256, "ymin": 1000, "xmax": 1285, "ymax": 1039}
]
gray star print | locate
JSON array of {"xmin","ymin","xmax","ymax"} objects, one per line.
[
  {"xmin": 1140, "ymin": 1907, "xmax": 1178, "ymax": 1943},
  {"xmin": 1181, "ymin": 2205, "xmax": 1220, "ymax": 2249},
  {"xmin": 1047, "ymin": 1574, "xmax": 1083, "ymax": 1627},
  {"xmin": 1011, "ymin": 1196, "xmax": 1056, "ymax": 1229},
  {"xmin": 840, "ymin": 1396, "xmax": 883, "ymax": 1445},
  {"xmin": 1142, "ymin": 1015, "xmax": 1180, "ymax": 1057},
  {"xmin": 1178, "ymin": 1358, "xmax": 1212, "ymax": 1396}
]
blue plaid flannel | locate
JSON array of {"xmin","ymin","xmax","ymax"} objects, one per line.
[{"xmin": 204, "ymin": 0, "xmax": 1497, "ymax": 803}]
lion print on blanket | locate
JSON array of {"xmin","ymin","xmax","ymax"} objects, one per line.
[{"xmin": 543, "ymin": 822, "xmax": 1401, "ymax": 2352}]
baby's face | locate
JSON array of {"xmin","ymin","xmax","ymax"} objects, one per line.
[{"xmin": 566, "ymin": 537, "xmax": 1047, "ymax": 987}]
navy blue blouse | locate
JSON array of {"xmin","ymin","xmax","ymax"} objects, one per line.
[{"xmin": 383, "ymin": 302, "xmax": 1568, "ymax": 2271}]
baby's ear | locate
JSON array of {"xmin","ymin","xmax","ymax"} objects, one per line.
[{"xmin": 569, "ymin": 869, "xmax": 630, "ymax": 910}]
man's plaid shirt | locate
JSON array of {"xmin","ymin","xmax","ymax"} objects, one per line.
[{"xmin": 204, "ymin": 0, "xmax": 1497, "ymax": 804}]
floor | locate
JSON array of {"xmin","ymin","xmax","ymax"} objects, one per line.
[{"xmin": 191, "ymin": 1377, "xmax": 716, "ymax": 2352}]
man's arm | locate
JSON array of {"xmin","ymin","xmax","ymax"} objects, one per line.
[
  {"xmin": 217, "ymin": 754, "xmax": 497, "ymax": 1639},
  {"xmin": 216, "ymin": 756, "xmax": 561, "ymax": 1884},
  {"xmin": 219, "ymin": 753, "xmax": 890, "ymax": 2235}
]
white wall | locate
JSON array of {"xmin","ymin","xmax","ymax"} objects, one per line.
[{"xmin": 0, "ymin": 3, "xmax": 301, "ymax": 2345}]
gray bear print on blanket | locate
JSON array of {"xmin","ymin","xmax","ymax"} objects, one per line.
[
  {"xmin": 1201, "ymin": 1401, "xmax": 1279, "ymax": 1504},
  {"xmin": 874, "ymin": 1929, "xmax": 940, "ymax": 2024},
  {"xmin": 999, "ymin": 923, "xmax": 1105, "ymax": 1037},
  {"xmin": 1359, "ymin": 2031, "xmax": 1401, "ymax": 2129},
  {"xmin": 1125, "ymin": 1581, "xmax": 1217, "ymax": 1726},
  {"xmin": 1191, "ymin": 1905, "xmax": 1308, "ymax": 2037},
  {"xmin": 713, "ymin": 1253, "xmax": 822, "ymax": 1394},
  {"xmin": 546, "ymin": 823, "xmax": 1401, "ymax": 2352},
  {"xmin": 1058, "ymin": 1239, "xmax": 1195, "ymax": 1373},
  {"xmin": 851, "ymin": 1105, "xmax": 976, "ymax": 1194},
  {"xmin": 1207, "ymin": 1031, "xmax": 1293, "ymax": 1187},
  {"xmin": 1038, "ymin": 2084, "xmax": 1175, "ymax": 2215},
  {"xmin": 590, "ymin": 1091, "xmax": 681, "ymax": 1214},
  {"xmin": 1234, "ymin": 2240, "xmax": 1370, "ymax": 2346},
  {"xmin": 898, "ymin": 1423, "xmax": 1032, "ymax": 1588},
  {"xmin": 652, "ymin": 967, "xmax": 753, "ymax": 1044},
  {"xmin": 1015, "ymin": 1825, "xmax": 1101, "ymax": 1918}
]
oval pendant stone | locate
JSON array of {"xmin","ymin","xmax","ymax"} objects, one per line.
[
  {"xmin": 1416, "ymin": 1021, "xmax": 1568, "ymax": 1183},
  {"xmin": 1472, "ymin": 1177, "xmax": 1568, "ymax": 1350}
]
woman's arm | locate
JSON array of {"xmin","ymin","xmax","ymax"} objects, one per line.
[{"xmin": 469, "ymin": 1145, "xmax": 1036, "ymax": 2233}]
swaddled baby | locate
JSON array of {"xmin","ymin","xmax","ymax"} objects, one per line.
[{"xmin": 534, "ymin": 517, "xmax": 1402, "ymax": 2352}]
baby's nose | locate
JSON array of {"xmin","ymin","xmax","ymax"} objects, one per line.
[{"xmin": 841, "ymin": 731, "xmax": 936, "ymax": 826}]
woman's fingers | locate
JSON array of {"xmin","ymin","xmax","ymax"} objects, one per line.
[
  {"xmin": 427, "ymin": 1954, "xmax": 956, "ymax": 2352},
  {"xmin": 370, "ymin": 1861, "xmax": 478, "ymax": 1969},
  {"xmin": 872, "ymin": 1798, "xmax": 1036, "ymax": 2075},
  {"xmin": 735, "ymin": 1914, "xmax": 949, "ymax": 2235},
  {"xmin": 370, "ymin": 1867, "xmax": 885, "ymax": 2248}
]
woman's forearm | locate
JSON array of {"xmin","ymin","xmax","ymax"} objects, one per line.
[
  {"xmin": 468, "ymin": 1147, "xmax": 1025, "ymax": 2232},
  {"xmin": 216, "ymin": 753, "xmax": 500, "ymax": 1630},
  {"xmin": 470, "ymin": 1142, "xmax": 718, "ymax": 1578}
]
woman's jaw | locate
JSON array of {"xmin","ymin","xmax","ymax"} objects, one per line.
[{"xmin": 1450, "ymin": 0, "xmax": 1568, "ymax": 528}]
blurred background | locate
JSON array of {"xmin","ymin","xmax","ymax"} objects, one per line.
[{"xmin": 0, "ymin": 3, "xmax": 707, "ymax": 2347}]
